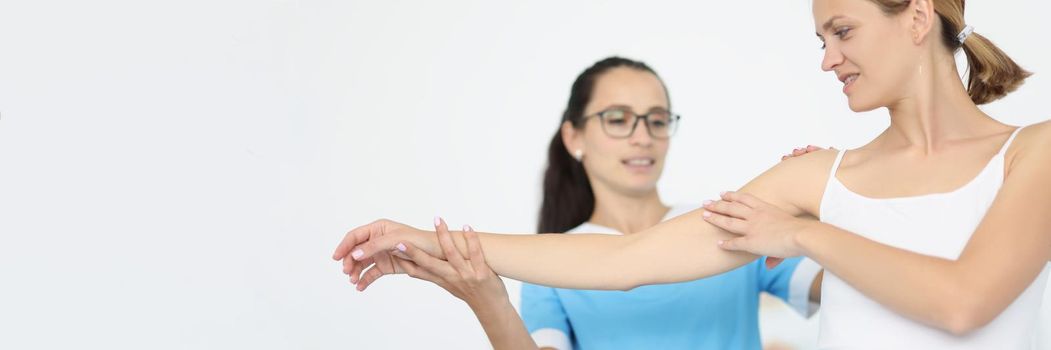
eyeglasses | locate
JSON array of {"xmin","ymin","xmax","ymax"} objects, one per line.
[{"xmin": 583, "ymin": 107, "xmax": 681, "ymax": 139}]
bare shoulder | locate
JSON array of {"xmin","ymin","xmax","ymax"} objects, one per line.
[
  {"xmin": 1015, "ymin": 119, "xmax": 1051, "ymax": 145},
  {"xmin": 1008, "ymin": 120, "xmax": 1051, "ymax": 167},
  {"xmin": 740, "ymin": 149, "xmax": 839, "ymax": 217}
]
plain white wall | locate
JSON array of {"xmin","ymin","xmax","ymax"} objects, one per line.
[{"xmin": 0, "ymin": 0, "xmax": 1048, "ymax": 349}]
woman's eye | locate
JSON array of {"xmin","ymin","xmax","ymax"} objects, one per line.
[{"xmin": 835, "ymin": 27, "xmax": 851, "ymax": 38}]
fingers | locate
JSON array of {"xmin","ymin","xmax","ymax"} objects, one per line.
[
  {"xmin": 356, "ymin": 264, "xmax": 388, "ymax": 291},
  {"xmin": 336, "ymin": 222, "xmax": 385, "ymax": 284},
  {"xmin": 435, "ymin": 217, "xmax": 471, "ymax": 273},
  {"xmin": 348, "ymin": 231, "xmax": 398, "ymax": 262},
  {"xmin": 333, "ymin": 220, "xmax": 381, "ymax": 260},
  {"xmin": 400, "ymin": 241, "xmax": 457, "ymax": 278},
  {"xmin": 394, "ymin": 256, "xmax": 443, "ymax": 285},
  {"xmin": 463, "ymin": 225, "xmax": 490, "ymax": 274},
  {"xmin": 702, "ymin": 209, "xmax": 748, "ymax": 233},
  {"xmin": 703, "ymin": 198, "xmax": 753, "ymax": 219},
  {"xmin": 348, "ymin": 257, "xmax": 372, "ymax": 284},
  {"xmin": 765, "ymin": 257, "xmax": 785, "ymax": 269},
  {"xmin": 719, "ymin": 191, "xmax": 765, "ymax": 209},
  {"xmin": 717, "ymin": 237, "xmax": 749, "ymax": 252},
  {"xmin": 782, "ymin": 145, "xmax": 829, "ymax": 161}
]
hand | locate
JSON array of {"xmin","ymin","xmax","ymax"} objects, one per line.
[
  {"xmin": 701, "ymin": 191, "xmax": 815, "ymax": 268},
  {"xmin": 332, "ymin": 218, "xmax": 438, "ymax": 291},
  {"xmin": 391, "ymin": 219, "xmax": 510, "ymax": 309},
  {"xmin": 781, "ymin": 145, "xmax": 834, "ymax": 161}
]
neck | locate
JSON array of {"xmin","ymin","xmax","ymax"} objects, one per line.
[
  {"xmin": 587, "ymin": 183, "xmax": 668, "ymax": 235},
  {"xmin": 880, "ymin": 53, "xmax": 1005, "ymax": 154}
]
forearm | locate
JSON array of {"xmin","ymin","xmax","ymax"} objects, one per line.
[
  {"xmin": 420, "ymin": 210, "xmax": 759, "ymax": 290},
  {"xmin": 798, "ymin": 223, "xmax": 978, "ymax": 333},
  {"xmin": 469, "ymin": 298, "xmax": 539, "ymax": 350}
]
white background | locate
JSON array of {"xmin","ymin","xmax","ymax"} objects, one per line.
[{"xmin": 0, "ymin": 0, "xmax": 1048, "ymax": 349}]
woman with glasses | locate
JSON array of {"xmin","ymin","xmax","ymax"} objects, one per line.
[{"xmin": 343, "ymin": 56, "xmax": 823, "ymax": 349}]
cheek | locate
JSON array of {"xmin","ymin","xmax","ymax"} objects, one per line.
[
  {"xmin": 583, "ymin": 136, "xmax": 619, "ymax": 163},
  {"xmin": 655, "ymin": 143, "xmax": 670, "ymax": 161}
]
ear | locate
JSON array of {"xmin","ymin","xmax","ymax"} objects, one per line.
[
  {"xmin": 560, "ymin": 121, "xmax": 583, "ymax": 159},
  {"xmin": 907, "ymin": 0, "xmax": 937, "ymax": 45}
]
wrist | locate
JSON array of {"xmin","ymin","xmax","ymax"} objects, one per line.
[
  {"xmin": 407, "ymin": 228, "xmax": 438, "ymax": 256},
  {"xmin": 467, "ymin": 295, "xmax": 515, "ymax": 320},
  {"xmin": 793, "ymin": 220, "xmax": 824, "ymax": 257}
]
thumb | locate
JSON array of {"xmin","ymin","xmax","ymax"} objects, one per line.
[
  {"xmin": 351, "ymin": 235, "xmax": 394, "ymax": 261},
  {"xmin": 765, "ymin": 257, "xmax": 785, "ymax": 269}
]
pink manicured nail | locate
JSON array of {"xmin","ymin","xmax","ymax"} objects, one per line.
[
  {"xmin": 396, "ymin": 243, "xmax": 406, "ymax": 252},
  {"xmin": 703, "ymin": 211, "xmax": 712, "ymax": 218},
  {"xmin": 434, "ymin": 216, "xmax": 442, "ymax": 227},
  {"xmin": 720, "ymin": 191, "xmax": 728, "ymax": 196},
  {"xmin": 717, "ymin": 240, "xmax": 724, "ymax": 245},
  {"xmin": 351, "ymin": 249, "xmax": 364, "ymax": 259},
  {"xmin": 703, "ymin": 200, "xmax": 713, "ymax": 206}
]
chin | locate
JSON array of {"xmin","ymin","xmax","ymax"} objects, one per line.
[
  {"xmin": 620, "ymin": 179, "xmax": 659, "ymax": 195},
  {"xmin": 847, "ymin": 97, "xmax": 880, "ymax": 112}
]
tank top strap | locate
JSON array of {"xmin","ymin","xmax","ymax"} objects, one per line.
[
  {"xmin": 827, "ymin": 149, "xmax": 846, "ymax": 181},
  {"xmin": 996, "ymin": 126, "xmax": 1025, "ymax": 157}
]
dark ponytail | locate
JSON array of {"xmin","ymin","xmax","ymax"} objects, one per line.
[{"xmin": 537, "ymin": 57, "xmax": 660, "ymax": 233}]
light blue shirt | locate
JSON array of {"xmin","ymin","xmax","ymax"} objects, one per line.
[{"xmin": 520, "ymin": 205, "xmax": 819, "ymax": 350}]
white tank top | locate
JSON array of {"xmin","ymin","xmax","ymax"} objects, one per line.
[{"xmin": 817, "ymin": 126, "xmax": 1050, "ymax": 349}]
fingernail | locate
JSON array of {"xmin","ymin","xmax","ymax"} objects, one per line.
[
  {"xmin": 351, "ymin": 249, "xmax": 364, "ymax": 259},
  {"xmin": 719, "ymin": 191, "xmax": 728, "ymax": 196},
  {"xmin": 463, "ymin": 224, "xmax": 473, "ymax": 232},
  {"xmin": 703, "ymin": 211, "xmax": 712, "ymax": 218},
  {"xmin": 703, "ymin": 200, "xmax": 713, "ymax": 206},
  {"xmin": 396, "ymin": 243, "xmax": 406, "ymax": 252},
  {"xmin": 717, "ymin": 240, "xmax": 724, "ymax": 246},
  {"xmin": 434, "ymin": 216, "xmax": 441, "ymax": 227}
]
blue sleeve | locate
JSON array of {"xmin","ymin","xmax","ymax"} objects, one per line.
[
  {"xmin": 756, "ymin": 256, "xmax": 802, "ymax": 302},
  {"xmin": 519, "ymin": 282, "xmax": 571, "ymax": 335}
]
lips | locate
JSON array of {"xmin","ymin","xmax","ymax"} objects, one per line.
[
  {"xmin": 843, "ymin": 74, "xmax": 858, "ymax": 85},
  {"xmin": 622, "ymin": 157, "xmax": 655, "ymax": 166},
  {"xmin": 838, "ymin": 72, "xmax": 859, "ymax": 87}
]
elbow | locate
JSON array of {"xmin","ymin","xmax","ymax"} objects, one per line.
[
  {"xmin": 942, "ymin": 310, "xmax": 988, "ymax": 336},
  {"xmin": 617, "ymin": 282, "xmax": 640, "ymax": 292},
  {"xmin": 611, "ymin": 270, "xmax": 646, "ymax": 291},
  {"xmin": 937, "ymin": 291, "xmax": 995, "ymax": 336}
]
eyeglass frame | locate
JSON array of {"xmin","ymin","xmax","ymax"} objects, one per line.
[{"xmin": 581, "ymin": 108, "xmax": 682, "ymax": 139}]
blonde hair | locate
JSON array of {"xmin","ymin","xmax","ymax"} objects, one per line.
[{"xmin": 868, "ymin": 0, "xmax": 1032, "ymax": 104}]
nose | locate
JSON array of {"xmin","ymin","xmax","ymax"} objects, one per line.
[
  {"xmin": 821, "ymin": 45, "xmax": 844, "ymax": 72},
  {"xmin": 629, "ymin": 118, "xmax": 654, "ymax": 147}
]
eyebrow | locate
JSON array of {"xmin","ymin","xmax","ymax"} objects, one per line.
[
  {"xmin": 596, "ymin": 105, "xmax": 669, "ymax": 114},
  {"xmin": 816, "ymin": 15, "xmax": 846, "ymax": 37}
]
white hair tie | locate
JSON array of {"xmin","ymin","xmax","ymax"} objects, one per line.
[{"xmin": 956, "ymin": 25, "xmax": 975, "ymax": 45}]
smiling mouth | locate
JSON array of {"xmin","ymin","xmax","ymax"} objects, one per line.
[
  {"xmin": 842, "ymin": 73, "xmax": 859, "ymax": 87},
  {"xmin": 622, "ymin": 158, "xmax": 655, "ymax": 167}
]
